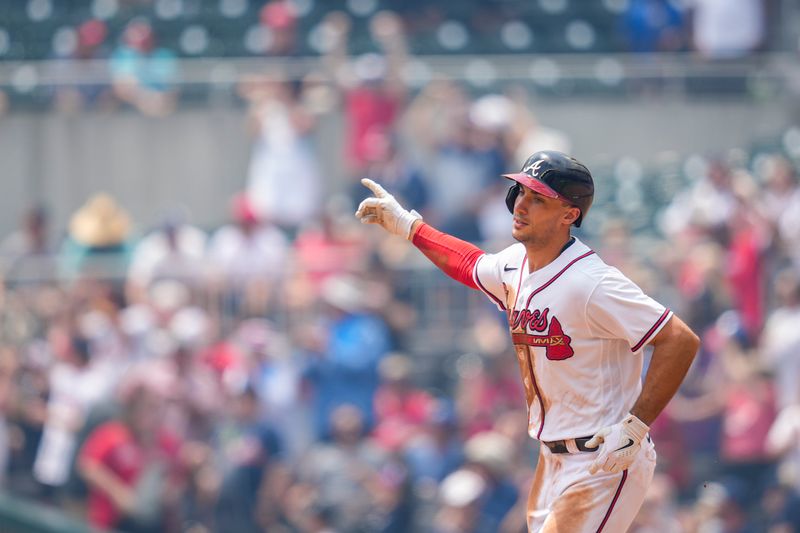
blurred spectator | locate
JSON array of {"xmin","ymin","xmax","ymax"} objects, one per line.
[
  {"xmin": 662, "ymin": 158, "xmax": 738, "ymax": 237},
  {"xmin": 759, "ymin": 269, "xmax": 800, "ymax": 410},
  {"xmin": 404, "ymin": 80, "xmax": 470, "ymax": 161},
  {"xmin": 623, "ymin": 0, "xmax": 686, "ymax": 53},
  {"xmin": 675, "ymin": 240, "xmax": 730, "ymax": 334},
  {"xmin": 687, "ymin": 0, "xmax": 765, "ymax": 58},
  {"xmin": 647, "ymin": 410, "xmax": 693, "ymax": 496},
  {"xmin": 0, "ymin": 204, "xmax": 54, "ymax": 286},
  {"xmin": 765, "ymin": 404, "xmax": 800, "ymax": 530},
  {"xmin": 760, "ymin": 481, "xmax": 800, "ymax": 532},
  {"xmin": 503, "ymin": 88, "xmax": 572, "ymax": 165},
  {"xmin": 293, "ymin": 404, "xmax": 409, "ymax": 532},
  {"xmin": 758, "ymin": 156, "xmax": 800, "ymax": 269},
  {"xmin": 78, "ymin": 381, "xmax": 184, "ymax": 532},
  {"xmin": 50, "ymin": 19, "xmax": 114, "ymax": 113},
  {"xmin": 462, "ymin": 432, "xmax": 519, "ymax": 533},
  {"xmin": 243, "ymin": 77, "xmax": 322, "ymax": 235},
  {"xmin": 456, "ymin": 345, "xmax": 524, "ymax": 437},
  {"xmin": 207, "ymin": 194, "xmax": 289, "ymax": 317},
  {"xmin": 291, "ymin": 200, "xmax": 369, "ymax": 292},
  {"xmin": 490, "ymin": 412, "xmax": 535, "ymax": 533},
  {"xmin": 767, "ymin": 401, "xmax": 800, "ymax": 496},
  {"xmin": 724, "ymin": 192, "xmax": 770, "ymax": 340},
  {"xmin": 305, "ymin": 275, "xmax": 392, "ymax": 437},
  {"xmin": 690, "ymin": 479, "xmax": 757, "ymax": 533},
  {"xmin": 678, "ymin": 312, "xmax": 778, "ymax": 499},
  {"xmin": 33, "ymin": 334, "xmax": 112, "ymax": 495},
  {"xmin": 669, "ymin": 318, "xmax": 732, "ymax": 490},
  {"xmin": 759, "ymin": 155, "xmax": 799, "ymax": 228},
  {"xmin": 7, "ymin": 344, "xmax": 50, "ymax": 496},
  {"xmin": 61, "ymin": 193, "xmax": 133, "ymax": 281},
  {"xmin": 596, "ymin": 217, "xmax": 638, "ymax": 273},
  {"xmin": 372, "ymin": 353, "xmax": 435, "ymax": 451},
  {"xmin": 323, "ymin": 11, "xmax": 409, "ymax": 177},
  {"xmin": 720, "ymin": 353, "xmax": 777, "ymax": 504},
  {"xmin": 126, "ymin": 213, "xmax": 206, "ymax": 304},
  {"xmin": 110, "ymin": 19, "xmax": 178, "ymax": 117},
  {"xmin": 432, "ymin": 431, "xmax": 519, "ymax": 533},
  {"xmin": 433, "ymin": 468, "xmax": 488, "ymax": 533},
  {"xmin": 357, "ymin": 129, "xmax": 430, "ymax": 217},
  {"xmin": 406, "ymin": 83, "xmax": 506, "ymax": 241},
  {"xmin": 234, "ymin": 319, "xmax": 312, "ymax": 460},
  {"xmin": 404, "ymin": 399, "xmax": 464, "ymax": 487},
  {"xmin": 629, "ymin": 473, "xmax": 684, "ymax": 532},
  {"xmin": 145, "ymin": 317, "xmax": 219, "ymax": 442},
  {"xmin": 259, "ymin": 0, "xmax": 298, "ymax": 56},
  {"xmin": 0, "ymin": 346, "xmax": 18, "ymax": 489},
  {"xmin": 213, "ymin": 386, "xmax": 286, "ymax": 533},
  {"xmin": 0, "ymin": 204, "xmax": 50, "ymax": 262}
]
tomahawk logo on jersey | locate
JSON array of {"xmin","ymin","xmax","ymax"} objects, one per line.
[
  {"xmin": 473, "ymin": 238, "xmax": 672, "ymax": 442},
  {"xmin": 508, "ymin": 308, "xmax": 575, "ymax": 360}
]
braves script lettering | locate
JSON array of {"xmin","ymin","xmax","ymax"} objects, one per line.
[
  {"xmin": 511, "ymin": 307, "xmax": 549, "ymax": 332},
  {"xmin": 509, "ymin": 307, "xmax": 575, "ymax": 360}
]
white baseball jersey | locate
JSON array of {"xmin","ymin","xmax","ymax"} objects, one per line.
[{"xmin": 473, "ymin": 237, "xmax": 672, "ymax": 442}]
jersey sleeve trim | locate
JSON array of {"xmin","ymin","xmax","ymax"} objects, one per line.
[
  {"xmin": 631, "ymin": 308, "xmax": 672, "ymax": 352},
  {"xmin": 473, "ymin": 255, "xmax": 506, "ymax": 310}
]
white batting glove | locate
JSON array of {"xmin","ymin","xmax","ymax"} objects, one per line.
[
  {"xmin": 355, "ymin": 178, "xmax": 422, "ymax": 240},
  {"xmin": 586, "ymin": 414, "xmax": 649, "ymax": 475}
]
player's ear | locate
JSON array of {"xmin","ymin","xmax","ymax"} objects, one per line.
[{"xmin": 562, "ymin": 206, "xmax": 580, "ymax": 226}]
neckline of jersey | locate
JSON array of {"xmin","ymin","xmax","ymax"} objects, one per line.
[{"xmin": 523, "ymin": 236, "xmax": 589, "ymax": 279}]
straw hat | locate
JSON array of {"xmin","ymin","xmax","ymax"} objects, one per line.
[{"xmin": 69, "ymin": 193, "xmax": 131, "ymax": 247}]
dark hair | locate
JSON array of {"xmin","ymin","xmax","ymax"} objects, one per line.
[{"xmin": 71, "ymin": 335, "xmax": 91, "ymax": 365}]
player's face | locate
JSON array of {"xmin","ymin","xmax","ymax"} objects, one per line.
[{"xmin": 511, "ymin": 185, "xmax": 578, "ymax": 245}]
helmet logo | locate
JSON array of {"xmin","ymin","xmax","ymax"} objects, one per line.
[{"xmin": 524, "ymin": 160, "xmax": 546, "ymax": 177}]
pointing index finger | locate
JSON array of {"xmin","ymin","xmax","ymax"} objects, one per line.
[{"xmin": 361, "ymin": 178, "xmax": 389, "ymax": 198}]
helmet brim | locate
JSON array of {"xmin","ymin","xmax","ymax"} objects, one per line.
[{"xmin": 502, "ymin": 173, "xmax": 561, "ymax": 200}]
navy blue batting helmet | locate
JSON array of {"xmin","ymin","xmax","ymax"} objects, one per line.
[{"xmin": 503, "ymin": 151, "xmax": 594, "ymax": 227}]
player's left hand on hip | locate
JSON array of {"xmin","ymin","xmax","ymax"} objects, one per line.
[
  {"xmin": 586, "ymin": 414, "xmax": 649, "ymax": 475},
  {"xmin": 355, "ymin": 178, "xmax": 422, "ymax": 240}
]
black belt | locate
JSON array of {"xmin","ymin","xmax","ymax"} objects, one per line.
[{"xmin": 543, "ymin": 436, "xmax": 598, "ymax": 454}]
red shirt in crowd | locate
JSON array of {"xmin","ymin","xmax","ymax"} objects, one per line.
[
  {"xmin": 722, "ymin": 380, "xmax": 776, "ymax": 463},
  {"xmin": 726, "ymin": 226, "xmax": 764, "ymax": 338},
  {"xmin": 80, "ymin": 421, "xmax": 181, "ymax": 529},
  {"xmin": 373, "ymin": 387, "xmax": 435, "ymax": 450},
  {"xmin": 345, "ymin": 86, "xmax": 401, "ymax": 171}
]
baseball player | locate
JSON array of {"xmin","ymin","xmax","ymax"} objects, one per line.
[{"xmin": 355, "ymin": 151, "xmax": 700, "ymax": 532}]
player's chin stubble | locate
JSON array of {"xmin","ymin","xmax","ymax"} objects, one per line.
[
  {"xmin": 513, "ymin": 221, "xmax": 557, "ymax": 248},
  {"xmin": 512, "ymin": 225, "xmax": 535, "ymax": 245}
]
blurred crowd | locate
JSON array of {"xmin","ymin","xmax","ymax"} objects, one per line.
[
  {"xmin": 1, "ymin": 108, "xmax": 800, "ymax": 533},
  {"xmin": 0, "ymin": 0, "xmax": 774, "ymax": 115},
  {"xmin": 0, "ymin": 3, "xmax": 799, "ymax": 533}
]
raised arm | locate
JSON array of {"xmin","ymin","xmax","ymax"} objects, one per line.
[{"xmin": 356, "ymin": 179, "xmax": 484, "ymax": 289}]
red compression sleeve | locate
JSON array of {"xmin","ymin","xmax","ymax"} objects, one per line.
[{"xmin": 411, "ymin": 223, "xmax": 484, "ymax": 290}]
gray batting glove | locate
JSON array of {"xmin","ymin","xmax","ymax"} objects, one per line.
[
  {"xmin": 355, "ymin": 178, "xmax": 422, "ymax": 240},
  {"xmin": 586, "ymin": 414, "xmax": 649, "ymax": 475}
]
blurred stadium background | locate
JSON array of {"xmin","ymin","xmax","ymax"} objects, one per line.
[{"xmin": 1, "ymin": 0, "xmax": 800, "ymax": 531}]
